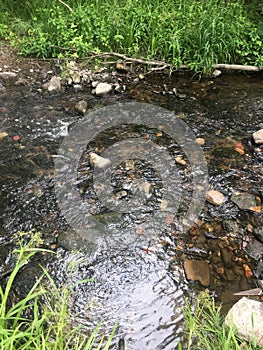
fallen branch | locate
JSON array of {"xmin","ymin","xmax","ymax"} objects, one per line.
[{"xmin": 88, "ymin": 51, "xmax": 263, "ymax": 72}]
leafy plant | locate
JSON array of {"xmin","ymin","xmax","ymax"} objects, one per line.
[{"xmin": 1, "ymin": 0, "xmax": 262, "ymax": 71}]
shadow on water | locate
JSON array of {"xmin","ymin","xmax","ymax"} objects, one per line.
[{"xmin": 0, "ymin": 69, "xmax": 262, "ymax": 349}]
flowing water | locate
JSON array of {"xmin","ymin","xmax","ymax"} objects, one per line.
[{"xmin": 0, "ymin": 68, "xmax": 262, "ymax": 349}]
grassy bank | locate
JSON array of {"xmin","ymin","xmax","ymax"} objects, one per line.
[
  {"xmin": 0, "ymin": 233, "xmax": 115, "ymax": 350},
  {"xmin": 0, "ymin": 0, "xmax": 262, "ymax": 72},
  {"xmin": 181, "ymin": 291, "xmax": 262, "ymax": 350}
]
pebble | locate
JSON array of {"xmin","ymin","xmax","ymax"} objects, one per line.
[
  {"xmin": 195, "ymin": 137, "xmax": 205, "ymax": 146},
  {"xmin": 253, "ymin": 129, "xmax": 263, "ymax": 145},
  {"xmin": 90, "ymin": 152, "xmax": 111, "ymax": 168},
  {"xmin": 95, "ymin": 82, "xmax": 112, "ymax": 96},
  {"xmin": 47, "ymin": 76, "xmax": 61, "ymax": 92},
  {"xmin": 0, "ymin": 131, "xmax": 8, "ymax": 140},
  {"xmin": 206, "ymin": 190, "xmax": 225, "ymax": 205},
  {"xmin": 75, "ymin": 100, "xmax": 88, "ymax": 115}
]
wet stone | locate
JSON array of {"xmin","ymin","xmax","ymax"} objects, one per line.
[
  {"xmin": 246, "ymin": 240, "xmax": 263, "ymax": 260},
  {"xmin": 183, "ymin": 259, "xmax": 210, "ymax": 286},
  {"xmin": 206, "ymin": 190, "xmax": 225, "ymax": 205},
  {"xmin": 253, "ymin": 129, "xmax": 263, "ymax": 145},
  {"xmin": 75, "ymin": 100, "xmax": 88, "ymax": 115},
  {"xmin": 231, "ymin": 191, "xmax": 261, "ymax": 212}
]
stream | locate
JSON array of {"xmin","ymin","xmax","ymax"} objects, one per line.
[{"xmin": 0, "ymin": 60, "xmax": 262, "ymax": 349}]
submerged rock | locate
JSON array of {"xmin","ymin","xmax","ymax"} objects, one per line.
[
  {"xmin": 90, "ymin": 152, "xmax": 111, "ymax": 168},
  {"xmin": 231, "ymin": 191, "xmax": 261, "ymax": 212},
  {"xmin": 183, "ymin": 259, "xmax": 210, "ymax": 286},
  {"xmin": 225, "ymin": 297, "xmax": 263, "ymax": 347},
  {"xmin": 253, "ymin": 129, "xmax": 263, "ymax": 145},
  {"xmin": 75, "ymin": 100, "xmax": 88, "ymax": 115},
  {"xmin": 206, "ymin": 190, "xmax": 225, "ymax": 205}
]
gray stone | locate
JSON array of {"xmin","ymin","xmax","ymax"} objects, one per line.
[
  {"xmin": 75, "ymin": 100, "xmax": 87, "ymax": 115},
  {"xmin": 225, "ymin": 297, "xmax": 263, "ymax": 347},
  {"xmin": 231, "ymin": 191, "xmax": 259, "ymax": 211},
  {"xmin": 95, "ymin": 82, "xmax": 112, "ymax": 96},
  {"xmin": 253, "ymin": 129, "xmax": 263, "ymax": 145},
  {"xmin": 47, "ymin": 76, "xmax": 61, "ymax": 92}
]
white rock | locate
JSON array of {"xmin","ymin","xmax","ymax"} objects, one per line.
[
  {"xmin": 95, "ymin": 82, "xmax": 112, "ymax": 96},
  {"xmin": 47, "ymin": 76, "xmax": 61, "ymax": 92},
  {"xmin": 206, "ymin": 190, "xmax": 225, "ymax": 205},
  {"xmin": 253, "ymin": 129, "xmax": 263, "ymax": 145},
  {"xmin": 212, "ymin": 69, "xmax": 221, "ymax": 77},
  {"xmin": 225, "ymin": 297, "xmax": 263, "ymax": 347},
  {"xmin": 0, "ymin": 71, "xmax": 17, "ymax": 79},
  {"xmin": 90, "ymin": 152, "xmax": 111, "ymax": 168}
]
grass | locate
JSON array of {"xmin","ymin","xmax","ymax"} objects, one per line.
[
  {"xmin": 0, "ymin": 0, "xmax": 262, "ymax": 72},
  {"xmin": 180, "ymin": 291, "xmax": 262, "ymax": 350},
  {"xmin": 0, "ymin": 232, "xmax": 116, "ymax": 350}
]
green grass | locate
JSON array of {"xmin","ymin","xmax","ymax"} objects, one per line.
[
  {"xmin": 0, "ymin": 233, "xmax": 116, "ymax": 350},
  {"xmin": 0, "ymin": 0, "xmax": 262, "ymax": 72},
  {"xmin": 180, "ymin": 291, "xmax": 262, "ymax": 350}
]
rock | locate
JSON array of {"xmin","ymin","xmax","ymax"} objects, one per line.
[
  {"xmin": 0, "ymin": 71, "xmax": 17, "ymax": 79},
  {"xmin": 206, "ymin": 190, "xmax": 225, "ymax": 205},
  {"xmin": 183, "ymin": 259, "xmax": 210, "ymax": 286},
  {"xmin": 253, "ymin": 129, "xmax": 263, "ymax": 145},
  {"xmin": 195, "ymin": 137, "xmax": 205, "ymax": 146},
  {"xmin": 47, "ymin": 76, "xmax": 61, "ymax": 92},
  {"xmin": 231, "ymin": 191, "xmax": 261, "ymax": 212},
  {"xmin": 75, "ymin": 100, "xmax": 87, "ymax": 115},
  {"xmin": 212, "ymin": 69, "xmax": 221, "ymax": 77},
  {"xmin": 225, "ymin": 297, "xmax": 263, "ymax": 347},
  {"xmin": 95, "ymin": 82, "xmax": 112, "ymax": 96},
  {"xmin": 246, "ymin": 240, "xmax": 263, "ymax": 260},
  {"xmin": 90, "ymin": 152, "xmax": 111, "ymax": 168},
  {"xmin": 0, "ymin": 132, "xmax": 8, "ymax": 140},
  {"xmin": 73, "ymin": 84, "xmax": 83, "ymax": 91}
]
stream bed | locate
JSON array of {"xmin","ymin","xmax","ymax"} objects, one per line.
[{"xmin": 0, "ymin": 53, "xmax": 262, "ymax": 349}]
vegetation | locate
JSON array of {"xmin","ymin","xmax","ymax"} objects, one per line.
[
  {"xmin": 180, "ymin": 291, "xmax": 262, "ymax": 350},
  {"xmin": 0, "ymin": 0, "xmax": 262, "ymax": 72},
  {"xmin": 0, "ymin": 233, "xmax": 115, "ymax": 350}
]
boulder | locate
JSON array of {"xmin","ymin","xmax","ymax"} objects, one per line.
[{"xmin": 225, "ymin": 297, "xmax": 263, "ymax": 347}]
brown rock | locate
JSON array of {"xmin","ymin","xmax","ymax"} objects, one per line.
[
  {"xmin": 206, "ymin": 190, "xmax": 225, "ymax": 205},
  {"xmin": 184, "ymin": 259, "xmax": 210, "ymax": 286}
]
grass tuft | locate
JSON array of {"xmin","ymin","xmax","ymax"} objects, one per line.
[
  {"xmin": 180, "ymin": 291, "xmax": 261, "ymax": 350},
  {"xmin": 0, "ymin": 232, "xmax": 116, "ymax": 350}
]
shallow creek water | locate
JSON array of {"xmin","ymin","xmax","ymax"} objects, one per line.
[{"xmin": 0, "ymin": 69, "xmax": 262, "ymax": 349}]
